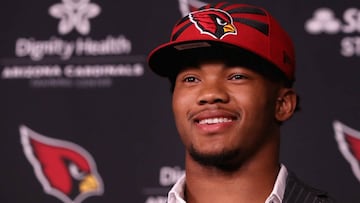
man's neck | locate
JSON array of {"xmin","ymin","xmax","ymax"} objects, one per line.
[{"xmin": 184, "ymin": 144, "xmax": 280, "ymax": 203}]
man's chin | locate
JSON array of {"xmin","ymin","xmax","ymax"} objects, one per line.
[{"xmin": 189, "ymin": 145, "xmax": 242, "ymax": 171}]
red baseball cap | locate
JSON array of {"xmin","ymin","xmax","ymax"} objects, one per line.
[{"xmin": 147, "ymin": 2, "xmax": 295, "ymax": 81}]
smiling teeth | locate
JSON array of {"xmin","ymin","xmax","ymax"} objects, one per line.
[{"xmin": 199, "ymin": 118, "xmax": 232, "ymax": 124}]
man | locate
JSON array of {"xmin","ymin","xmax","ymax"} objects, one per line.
[{"xmin": 147, "ymin": 2, "xmax": 333, "ymax": 203}]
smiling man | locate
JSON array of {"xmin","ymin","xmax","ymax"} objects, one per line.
[{"xmin": 147, "ymin": 2, "xmax": 333, "ymax": 203}]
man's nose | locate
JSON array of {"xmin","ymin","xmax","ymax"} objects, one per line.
[{"xmin": 197, "ymin": 83, "xmax": 230, "ymax": 105}]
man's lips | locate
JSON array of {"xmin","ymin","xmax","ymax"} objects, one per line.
[
  {"xmin": 198, "ymin": 117, "xmax": 233, "ymax": 125},
  {"xmin": 191, "ymin": 109, "xmax": 239, "ymax": 125},
  {"xmin": 191, "ymin": 110, "xmax": 238, "ymax": 134}
]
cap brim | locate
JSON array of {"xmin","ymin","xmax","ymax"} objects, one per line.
[
  {"xmin": 148, "ymin": 39, "xmax": 285, "ymax": 80},
  {"xmin": 148, "ymin": 39, "xmax": 252, "ymax": 77}
]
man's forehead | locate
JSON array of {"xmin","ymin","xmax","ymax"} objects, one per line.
[{"xmin": 177, "ymin": 62, "xmax": 269, "ymax": 81}]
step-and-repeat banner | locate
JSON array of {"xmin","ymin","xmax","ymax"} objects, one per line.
[{"xmin": 1, "ymin": 0, "xmax": 359, "ymax": 202}]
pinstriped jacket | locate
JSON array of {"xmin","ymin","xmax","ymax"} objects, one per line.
[
  {"xmin": 167, "ymin": 169, "xmax": 334, "ymax": 203},
  {"xmin": 283, "ymin": 171, "xmax": 334, "ymax": 203}
]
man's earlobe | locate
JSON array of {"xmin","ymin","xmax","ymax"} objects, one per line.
[{"xmin": 275, "ymin": 88, "xmax": 297, "ymax": 122}]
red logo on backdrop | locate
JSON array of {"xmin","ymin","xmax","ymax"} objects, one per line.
[
  {"xmin": 20, "ymin": 125, "xmax": 104, "ymax": 203},
  {"xmin": 333, "ymin": 120, "xmax": 360, "ymax": 182}
]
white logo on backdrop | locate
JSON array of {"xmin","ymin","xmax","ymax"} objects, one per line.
[
  {"xmin": 1, "ymin": 0, "xmax": 145, "ymax": 89},
  {"xmin": 49, "ymin": 0, "xmax": 101, "ymax": 35},
  {"xmin": 305, "ymin": 8, "xmax": 342, "ymax": 34},
  {"xmin": 305, "ymin": 7, "xmax": 360, "ymax": 57},
  {"xmin": 178, "ymin": 0, "xmax": 207, "ymax": 17}
]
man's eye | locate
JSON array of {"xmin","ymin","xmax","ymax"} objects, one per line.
[
  {"xmin": 183, "ymin": 76, "xmax": 199, "ymax": 82},
  {"xmin": 229, "ymin": 74, "xmax": 247, "ymax": 80}
]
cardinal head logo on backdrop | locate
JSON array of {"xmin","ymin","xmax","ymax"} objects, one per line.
[
  {"xmin": 334, "ymin": 120, "xmax": 360, "ymax": 183},
  {"xmin": 20, "ymin": 125, "xmax": 104, "ymax": 203}
]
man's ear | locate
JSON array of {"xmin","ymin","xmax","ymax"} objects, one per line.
[{"xmin": 275, "ymin": 88, "xmax": 297, "ymax": 122}]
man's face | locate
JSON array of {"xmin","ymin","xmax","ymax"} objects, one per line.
[{"xmin": 172, "ymin": 61, "xmax": 284, "ymax": 168}]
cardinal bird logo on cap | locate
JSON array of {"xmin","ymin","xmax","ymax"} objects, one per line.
[
  {"xmin": 334, "ymin": 120, "xmax": 360, "ymax": 182},
  {"xmin": 189, "ymin": 8, "xmax": 237, "ymax": 39},
  {"xmin": 20, "ymin": 125, "xmax": 104, "ymax": 203}
]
